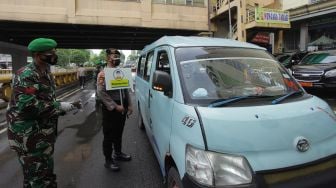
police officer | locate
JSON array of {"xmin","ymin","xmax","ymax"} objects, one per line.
[
  {"xmin": 97, "ymin": 48, "xmax": 133, "ymax": 171},
  {"xmin": 6, "ymin": 38, "xmax": 81, "ymax": 187}
]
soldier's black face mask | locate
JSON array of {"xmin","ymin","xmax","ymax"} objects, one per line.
[{"xmin": 40, "ymin": 53, "xmax": 58, "ymax": 65}]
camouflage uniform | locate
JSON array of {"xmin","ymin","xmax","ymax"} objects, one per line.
[{"xmin": 6, "ymin": 62, "xmax": 64, "ymax": 188}]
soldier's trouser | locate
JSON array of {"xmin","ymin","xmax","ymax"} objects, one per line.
[
  {"xmin": 18, "ymin": 151, "xmax": 56, "ymax": 188},
  {"xmin": 102, "ymin": 105, "xmax": 127, "ymax": 160},
  {"xmin": 8, "ymin": 124, "xmax": 57, "ymax": 188}
]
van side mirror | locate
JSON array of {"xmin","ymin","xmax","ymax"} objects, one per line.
[{"xmin": 152, "ymin": 70, "xmax": 172, "ymax": 97}]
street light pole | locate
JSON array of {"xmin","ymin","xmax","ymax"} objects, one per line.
[{"xmin": 228, "ymin": 0, "xmax": 232, "ymax": 39}]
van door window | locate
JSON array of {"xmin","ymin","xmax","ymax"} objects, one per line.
[
  {"xmin": 144, "ymin": 51, "xmax": 154, "ymax": 81},
  {"xmin": 137, "ymin": 55, "xmax": 146, "ymax": 78},
  {"xmin": 156, "ymin": 51, "xmax": 170, "ymax": 74},
  {"xmin": 153, "ymin": 50, "xmax": 173, "ymax": 96}
]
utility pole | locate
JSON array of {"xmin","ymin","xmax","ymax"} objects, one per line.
[{"xmin": 228, "ymin": 0, "xmax": 232, "ymax": 39}]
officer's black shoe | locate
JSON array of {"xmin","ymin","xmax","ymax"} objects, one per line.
[
  {"xmin": 104, "ymin": 159, "xmax": 120, "ymax": 171},
  {"xmin": 113, "ymin": 152, "xmax": 132, "ymax": 161}
]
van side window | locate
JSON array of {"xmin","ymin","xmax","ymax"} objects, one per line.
[
  {"xmin": 143, "ymin": 51, "xmax": 154, "ymax": 81},
  {"xmin": 156, "ymin": 51, "xmax": 170, "ymax": 74},
  {"xmin": 137, "ymin": 55, "xmax": 146, "ymax": 78}
]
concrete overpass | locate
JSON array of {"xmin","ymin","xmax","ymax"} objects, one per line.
[{"xmin": 0, "ymin": 0, "xmax": 209, "ymax": 50}]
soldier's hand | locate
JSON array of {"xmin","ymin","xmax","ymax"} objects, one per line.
[
  {"xmin": 60, "ymin": 102, "xmax": 76, "ymax": 112},
  {"xmin": 71, "ymin": 100, "xmax": 82, "ymax": 109}
]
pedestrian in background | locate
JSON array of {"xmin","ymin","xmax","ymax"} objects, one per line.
[
  {"xmin": 6, "ymin": 38, "xmax": 81, "ymax": 187},
  {"xmin": 96, "ymin": 48, "xmax": 133, "ymax": 171},
  {"xmin": 77, "ymin": 64, "xmax": 86, "ymax": 89}
]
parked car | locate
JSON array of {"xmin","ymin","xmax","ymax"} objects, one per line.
[
  {"xmin": 292, "ymin": 50, "xmax": 336, "ymax": 89},
  {"xmin": 275, "ymin": 51, "xmax": 308, "ymax": 69},
  {"xmin": 122, "ymin": 61, "xmax": 137, "ymax": 91},
  {"xmin": 136, "ymin": 36, "xmax": 336, "ymax": 188}
]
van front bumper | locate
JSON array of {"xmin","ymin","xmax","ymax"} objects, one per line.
[{"xmin": 181, "ymin": 166, "xmax": 336, "ymax": 188}]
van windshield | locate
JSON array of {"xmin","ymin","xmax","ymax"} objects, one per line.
[{"xmin": 176, "ymin": 47, "xmax": 303, "ymax": 106}]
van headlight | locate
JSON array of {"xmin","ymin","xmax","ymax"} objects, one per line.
[
  {"xmin": 325, "ymin": 69, "xmax": 336, "ymax": 77},
  {"xmin": 186, "ymin": 145, "xmax": 253, "ymax": 187}
]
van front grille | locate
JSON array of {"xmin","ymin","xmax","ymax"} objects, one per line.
[{"xmin": 293, "ymin": 75, "xmax": 322, "ymax": 82}]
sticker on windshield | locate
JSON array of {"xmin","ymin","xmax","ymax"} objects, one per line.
[{"xmin": 192, "ymin": 88, "xmax": 208, "ymax": 98}]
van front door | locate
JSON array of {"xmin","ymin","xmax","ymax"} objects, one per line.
[{"xmin": 149, "ymin": 47, "xmax": 174, "ymax": 165}]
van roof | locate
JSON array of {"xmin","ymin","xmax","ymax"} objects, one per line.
[{"xmin": 142, "ymin": 36, "xmax": 265, "ymax": 52}]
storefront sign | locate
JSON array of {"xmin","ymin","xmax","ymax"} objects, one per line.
[
  {"xmin": 255, "ymin": 7, "xmax": 290, "ymax": 24},
  {"xmin": 104, "ymin": 68, "xmax": 133, "ymax": 90},
  {"xmin": 251, "ymin": 32, "xmax": 270, "ymax": 44}
]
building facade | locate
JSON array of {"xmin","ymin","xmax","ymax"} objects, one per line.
[
  {"xmin": 284, "ymin": 0, "xmax": 336, "ymax": 52},
  {"xmin": 210, "ymin": 0, "xmax": 290, "ymax": 54}
]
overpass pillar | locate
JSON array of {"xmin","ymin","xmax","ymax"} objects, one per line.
[{"xmin": 299, "ymin": 23, "xmax": 309, "ymax": 51}]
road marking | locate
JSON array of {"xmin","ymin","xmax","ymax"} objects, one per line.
[{"xmin": 0, "ymin": 127, "xmax": 7, "ymax": 134}]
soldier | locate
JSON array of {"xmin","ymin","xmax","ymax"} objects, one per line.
[
  {"xmin": 97, "ymin": 48, "xmax": 133, "ymax": 171},
  {"xmin": 6, "ymin": 38, "xmax": 81, "ymax": 187}
]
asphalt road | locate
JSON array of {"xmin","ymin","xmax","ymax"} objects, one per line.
[{"xmin": 0, "ymin": 83, "xmax": 165, "ymax": 188}]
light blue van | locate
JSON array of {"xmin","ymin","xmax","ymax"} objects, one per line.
[{"xmin": 135, "ymin": 36, "xmax": 336, "ymax": 188}]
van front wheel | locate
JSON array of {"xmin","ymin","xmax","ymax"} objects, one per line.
[
  {"xmin": 138, "ymin": 106, "xmax": 145, "ymax": 130},
  {"xmin": 167, "ymin": 167, "xmax": 183, "ymax": 188}
]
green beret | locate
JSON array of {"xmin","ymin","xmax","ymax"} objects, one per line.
[{"xmin": 28, "ymin": 38, "xmax": 57, "ymax": 52}]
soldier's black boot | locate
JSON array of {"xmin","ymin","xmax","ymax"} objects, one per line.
[
  {"xmin": 113, "ymin": 152, "xmax": 132, "ymax": 161},
  {"xmin": 104, "ymin": 159, "xmax": 120, "ymax": 171}
]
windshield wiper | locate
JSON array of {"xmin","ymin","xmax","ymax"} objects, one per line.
[
  {"xmin": 272, "ymin": 91, "xmax": 303, "ymax": 104},
  {"xmin": 208, "ymin": 95, "xmax": 271, "ymax": 107}
]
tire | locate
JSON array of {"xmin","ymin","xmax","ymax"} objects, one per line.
[
  {"xmin": 138, "ymin": 105, "xmax": 145, "ymax": 130},
  {"xmin": 167, "ymin": 167, "xmax": 183, "ymax": 188}
]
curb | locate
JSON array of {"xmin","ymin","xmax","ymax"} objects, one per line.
[
  {"xmin": 0, "ymin": 121, "xmax": 7, "ymax": 132},
  {"xmin": 0, "ymin": 99, "xmax": 7, "ymax": 110}
]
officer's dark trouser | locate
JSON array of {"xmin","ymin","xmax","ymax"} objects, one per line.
[{"xmin": 102, "ymin": 105, "xmax": 127, "ymax": 160}]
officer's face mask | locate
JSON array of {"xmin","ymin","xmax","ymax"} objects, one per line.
[
  {"xmin": 109, "ymin": 54, "xmax": 120, "ymax": 66},
  {"xmin": 112, "ymin": 58, "xmax": 121, "ymax": 66}
]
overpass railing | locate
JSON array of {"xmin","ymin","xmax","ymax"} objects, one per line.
[{"xmin": 0, "ymin": 67, "xmax": 95, "ymax": 102}]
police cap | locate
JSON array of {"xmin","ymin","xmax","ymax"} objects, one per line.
[
  {"xmin": 28, "ymin": 38, "xmax": 57, "ymax": 52},
  {"xmin": 106, "ymin": 48, "xmax": 120, "ymax": 55}
]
